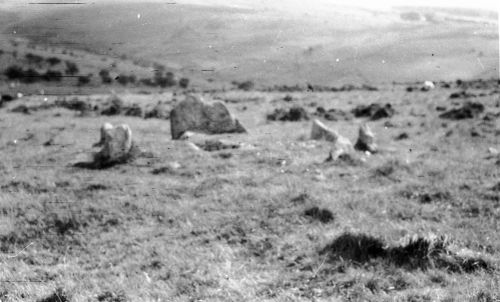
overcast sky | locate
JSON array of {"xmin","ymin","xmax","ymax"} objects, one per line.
[{"xmin": 0, "ymin": 0, "xmax": 498, "ymax": 12}]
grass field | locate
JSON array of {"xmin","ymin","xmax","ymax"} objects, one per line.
[{"xmin": 0, "ymin": 79, "xmax": 499, "ymax": 301}]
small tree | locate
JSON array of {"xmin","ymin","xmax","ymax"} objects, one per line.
[
  {"xmin": 46, "ymin": 57, "xmax": 61, "ymax": 66},
  {"xmin": 65, "ymin": 61, "xmax": 79, "ymax": 75},
  {"xmin": 77, "ymin": 74, "xmax": 92, "ymax": 86},
  {"xmin": 179, "ymin": 77, "xmax": 190, "ymax": 88},
  {"xmin": 43, "ymin": 70, "xmax": 63, "ymax": 82},
  {"xmin": 98, "ymin": 69, "xmax": 112, "ymax": 84}
]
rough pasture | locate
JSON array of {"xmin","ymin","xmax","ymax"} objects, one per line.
[{"xmin": 0, "ymin": 82, "xmax": 499, "ymax": 301}]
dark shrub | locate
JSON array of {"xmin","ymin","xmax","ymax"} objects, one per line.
[
  {"xmin": 77, "ymin": 74, "xmax": 92, "ymax": 86},
  {"xmin": 46, "ymin": 57, "xmax": 61, "ymax": 66},
  {"xmin": 43, "ymin": 70, "xmax": 63, "ymax": 82},
  {"xmin": 179, "ymin": 77, "xmax": 190, "ymax": 88},
  {"xmin": 65, "ymin": 61, "xmax": 79, "ymax": 75},
  {"xmin": 99, "ymin": 69, "xmax": 112, "ymax": 84}
]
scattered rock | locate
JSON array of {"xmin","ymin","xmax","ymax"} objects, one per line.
[
  {"xmin": 314, "ymin": 106, "xmax": 353, "ymax": 121},
  {"xmin": 422, "ymin": 81, "xmax": 435, "ymax": 91},
  {"xmin": 93, "ymin": 122, "xmax": 114, "ymax": 147},
  {"xmin": 96, "ymin": 124, "xmax": 133, "ymax": 162},
  {"xmin": 488, "ymin": 147, "xmax": 499, "ymax": 155},
  {"xmin": 76, "ymin": 123, "xmax": 137, "ymax": 169},
  {"xmin": 145, "ymin": 102, "xmax": 170, "ymax": 119},
  {"xmin": 304, "ymin": 206, "xmax": 334, "ymax": 223},
  {"xmin": 439, "ymin": 102, "xmax": 484, "ymax": 120},
  {"xmin": 354, "ymin": 124, "xmax": 377, "ymax": 153},
  {"xmin": 352, "ymin": 103, "xmax": 395, "ymax": 120},
  {"xmin": 170, "ymin": 95, "xmax": 247, "ymax": 139},
  {"xmin": 180, "ymin": 131, "xmax": 240, "ymax": 152},
  {"xmin": 267, "ymin": 106, "xmax": 309, "ymax": 121},
  {"xmin": 311, "ymin": 119, "xmax": 353, "ymax": 159}
]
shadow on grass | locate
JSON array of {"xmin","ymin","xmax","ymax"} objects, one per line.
[
  {"xmin": 73, "ymin": 144, "xmax": 141, "ymax": 170},
  {"xmin": 320, "ymin": 233, "xmax": 493, "ymax": 273}
]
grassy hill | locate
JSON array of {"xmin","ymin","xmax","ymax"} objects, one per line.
[{"xmin": 2, "ymin": 1, "xmax": 498, "ymax": 86}]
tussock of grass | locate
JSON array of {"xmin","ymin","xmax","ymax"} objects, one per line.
[
  {"xmin": 304, "ymin": 206, "xmax": 334, "ymax": 223},
  {"xmin": 37, "ymin": 288, "xmax": 70, "ymax": 302},
  {"xmin": 320, "ymin": 233, "xmax": 494, "ymax": 273}
]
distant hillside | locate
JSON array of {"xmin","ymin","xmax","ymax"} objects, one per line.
[{"xmin": 2, "ymin": 2, "xmax": 498, "ymax": 86}]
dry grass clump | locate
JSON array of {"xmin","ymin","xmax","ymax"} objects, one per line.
[{"xmin": 320, "ymin": 233, "xmax": 494, "ymax": 273}]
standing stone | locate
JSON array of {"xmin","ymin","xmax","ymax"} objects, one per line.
[
  {"xmin": 354, "ymin": 124, "xmax": 377, "ymax": 153},
  {"xmin": 96, "ymin": 123, "xmax": 133, "ymax": 163},
  {"xmin": 311, "ymin": 119, "xmax": 353, "ymax": 158},
  {"xmin": 170, "ymin": 95, "xmax": 247, "ymax": 139},
  {"xmin": 93, "ymin": 122, "xmax": 113, "ymax": 147}
]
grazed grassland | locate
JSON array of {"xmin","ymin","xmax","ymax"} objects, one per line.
[{"xmin": 0, "ymin": 82, "xmax": 499, "ymax": 301}]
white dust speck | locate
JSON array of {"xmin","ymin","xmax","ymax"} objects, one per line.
[
  {"xmin": 335, "ymin": 58, "xmax": 340, "ymax": 62},
  {"xmin": 382, "ymin": 60, "xmax": 386, "ymax": 64},
  {"xmin": 137, "ymin": 13, "xmax": 141, "ymax": 19}
]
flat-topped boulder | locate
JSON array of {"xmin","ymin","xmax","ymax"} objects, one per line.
[{"xmin": 170, "ymin": 95, "xmax": 247, "ymax": 139}]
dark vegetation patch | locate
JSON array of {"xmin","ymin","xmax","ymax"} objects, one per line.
[
  {"xmin": 351, "ymin": 103, "xmax": 395, "ymax": 120},
  {"xmin": 97, "ymin": 290, "xmax": 128, "ymax": 302},
  {"xmin": 320, "ymin": 233, "xmax": 493, "ymax": 273},
  {"xmin": 195, "ymin": 140, "xmax": 240, "ymax": 152},
  {"xmin": 400, "ymin": 188, "xmax": 452, "ymax": 204},
  {"xmin": 55, "ymin": 98, "xmax": 91, "ymax": 112},
  {"xmin": 455, "ymin": 78, "xmax": 499, "ymax": 90},
  {"xmin": 439, "ymin": 102, "xmax": 484, "ymax": 119},
  {"xmin": 290, "ymin": 193, "xmax": 310, "ymax": 204},
  {"xmin": 325, "ymin": 152, "xmax": 363, "ymax": 166},
  {"xmin": 264, "ymin": 83, "xmax": 377, "ymax": 92},
  {"xmin": 1, "ymin": 180, "xmax": 51, "ymax": 194},
  {"xmin": 395, "ymin": 132, "xmax": 409, "ymax": 140},
  {"xmin": 11, "ymin": 104, "xmax": 30, "ymax": 114},
  {"xmin": 304, "ymin": 207, "xmax": 334, "ymax": 223},
  {"xmin": 267, "ymin": 106, "xmax": 309, "ymax": 121},
  {"xmin": 73, "ymin": 143, "xmax": 141, "ymax": 170},
  {"xmin": 371, "ymin": 159, "xmax": 412, "ymax": 181},
  {"xmin": 449, "ymin": 91, "xmax": 476, "ymax": 99},
  {"xmin": 123, "ymin": 104, "xmax": 143, "ymax": 117},
  {"xmin": 144, "ymin": 103, "xmax": 169, "ymax": 119},
  {"xmin": 314, "ymin": 106, "xmax": 353, "ymax": 121},
  {"xmin": 100, "ymin": 95, "xmax": 124, "ymax": 116},
  {"xmin": 37, "ymin": 287, "xmax": 70, "ymax": 302}
]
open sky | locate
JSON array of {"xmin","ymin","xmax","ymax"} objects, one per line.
[{"xmin": 0, "ymin": 0, "xmax": 498, "ymax": 11}]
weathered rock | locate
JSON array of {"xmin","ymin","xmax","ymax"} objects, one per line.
[
  {"xmin": 95, "ymin": 123, "xmax": 133, "ymax": 163},
  {"xmin": 180, "ymin": 131, "xmax": 240, "ymax": 152},
  {"xmin": 170, "ymin": 95, "xmax": 247, "ymax": 139},
  {"xmin": 311, "ymin": 119, "xmax": 353, "ymax": 159},
  {"xmin": 421, "ymin": 81, "xmax": 435, "ymax": 91},
  {"xmin": 267, "ymin": 106, "xmax": 309, "ymax": 121},
  {"xmin": 93, "ymin": 122, "xmax": 113, "ymax": 147},
  {"xmin": 354, "ymin": 124, "xmax": 377, "ymax": 153},
  {"xmin": 145, "ymin": 102, "xmax": 169, "ymax": 119}
]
